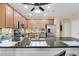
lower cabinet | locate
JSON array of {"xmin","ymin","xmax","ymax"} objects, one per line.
[{"xmin": 14, "ymin": 11, "xmax": 19, "ymax": 29}]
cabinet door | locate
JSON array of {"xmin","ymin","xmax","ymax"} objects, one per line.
[
  {"xmin": 19, "ymin": 15, "xmax": 23, "ymax": 24},
  {"xmin": 14, "ymin": 11, "xmax": 19, "ymax": 29},
  {"xmin": 0, "ymin": 4, "xmax": 6, "ymax": 28},
  {"xmin": 48, "ymin": 19, "xmax": 54, "ymax": 24},
  {"xmin": 23, "ymin": 18, "xmax": 27, "ymax": 28},
  {"xmin": 19, "ymin": 15, "xmax": 28, "ymax": 28},
  {"xmin": 6, "ymin": 5, "xmax": 14, "ymax": 28}
]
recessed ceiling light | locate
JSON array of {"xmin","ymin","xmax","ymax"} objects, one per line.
[
  {"xmin": 47, "ymin": 6, "xmax": 51, "ymax": 9},
  {"xmin": 25, "ymin": 5, "xmax": 28, "ymax": 9},
  {"xmin": 34, "ymin": 10, "xmax": 41, "ymax": 13}
]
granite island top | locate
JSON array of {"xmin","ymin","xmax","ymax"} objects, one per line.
[
  {"xmin": 46, "ymin": 37, "xmax": 79, "ymax": 47},
  {"xmin": 0, "ymin": 37, "xmax": 79, "ymax": 48},
  {"xmin": 28, "ymin": 37, "xmax": 79, "ymax": 48}
]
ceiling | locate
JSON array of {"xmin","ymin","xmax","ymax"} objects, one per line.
[{"xmin": 9, "ymin": 3, "xmax": 79, "ymax": 19}]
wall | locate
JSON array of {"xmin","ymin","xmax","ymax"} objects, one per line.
[
  {"xmin": 71, "ymin": 19, "xmax": 79, "ymax": 39},
  {"xmin": 62, "ymin": 19, "xmax": 72, "ymax": 37},
  {"xmin": 61, "ymin": 17, "xmax": 79, "ymax": 39},
  {"xmin": 54, "ymin": 18, "xmax": 60, "ymax": 37}
]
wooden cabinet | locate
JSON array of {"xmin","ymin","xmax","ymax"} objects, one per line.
[
  {"xmin": 18, "ymin": 14, "xmax": 23, "ymax": 25},
  {"xmin": 19, "ymin": 15, "xmax": 27, "ymax": 28},
  {"xmin": 0, "ymin": 4, "xmax": 6, "ymax": 28},
  {"xmin": 23, "ymin": 18, "xmax": 27, "ymax": 28},
  {"xmin": 48, "ymin": 19, "xmax": 54, "ymax": 24},
  {"xmin": 0, "ymin": 4, "xmax": 27, "ymax": 29},
  {"xmin": 6, "ymin": 5, "xmax": 14, "ymax": 28},
  {"xmin": 24, "ymin": 19, "xmax": 27, "ymax": 28},
  {"xmin": 14, "ymin": 11, "xmax": 19, "ymax": 29}
]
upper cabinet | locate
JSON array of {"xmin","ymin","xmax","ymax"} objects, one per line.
[
  {"xmin": 0, "ymin": 4, "xmax": 27, "ymax": 29},
  {"xmin": 48, "ymin": 19, "xmax": 54, "ymax": 24},
  {"xmin": 0, "ymin": 4, "xmax": 6, "ymax": 28},
  {"xmin": 14, "ymin": 11, "xmax": 19, "ymax": 29},
  {"xmin": 6, "ymin": 5, "xmax": 14, "ymax": 28},
  {"xmin": 18, "ymin": 14, "xmax": 27, "ymax": 28},
  {"xmin": 23, "ymin": 17, "xmax": 27, "ymax": 28}
]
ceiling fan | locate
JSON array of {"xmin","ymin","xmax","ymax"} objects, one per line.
[{"xmin": 22, "ymin": 3, "xmax": 50, "ymax": 11}]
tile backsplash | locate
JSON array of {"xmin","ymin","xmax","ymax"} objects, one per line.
[
  {"xmin": 0, "ymin": 28, "xmax": 14, "ymax": 41},
  {"xmin": 2, "ymin": 28, "xmax": 13, "ymax": 35}
]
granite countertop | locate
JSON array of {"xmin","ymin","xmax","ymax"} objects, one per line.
[
  {"xmin": 46, "ymin": 37, "xmax": 79, "ymax": 47},
  {"xmin": 61, "ymin": 41, "xmax": 79, "ymax": 46}
]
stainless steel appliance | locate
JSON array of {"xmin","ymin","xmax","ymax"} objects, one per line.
[{"xmin": 46, "ymin": 24, "xmax": 56, "ymax": 37}]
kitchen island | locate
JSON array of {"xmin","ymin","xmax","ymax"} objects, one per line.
[
  {"xmin": 46, "ymin": 37, "xmax": 79, "ymax": 47},
  {"xmin": 27, "ymin": 37, "xmax": 79, "ymax": 47}
]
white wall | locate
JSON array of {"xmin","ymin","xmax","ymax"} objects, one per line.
[
  {"xmin": 71, "ymin": 19, "xmax": 79, "ymax": 39},
  {"xmin": 54, "ymin": 18, "xmax": 60, "ymax": 37},
  {"xmin": 61, "ymin": 18, "xmax": 79, "ymax": 39},
  {"xmin": 62, "ymin": 19, "xmax": 71, "ymax": 37}
]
